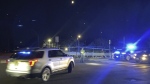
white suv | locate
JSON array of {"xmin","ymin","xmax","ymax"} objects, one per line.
[{"xmin": 6, "ymin": 48, "xmax": 75, "ymax": 82}]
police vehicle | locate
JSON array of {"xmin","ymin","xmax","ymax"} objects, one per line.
[
  {"xmin": 6, "ymin": 47, "xmax": 75, "ymax": 82},
  {"xmin": 113, "ymin": 51, "xmax": 126, "ymax": 60},
  {"xmin": 113, "ymin": 49, "xmax": 132, "ymax": 61},
  {"xmin": 134, "ymin": 50, "xmax": 150, "ymax": 63}
]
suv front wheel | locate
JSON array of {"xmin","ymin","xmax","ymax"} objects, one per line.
[
  {"xmin": 41, "ymin": 67, "xmax": 51, "ymax": 82},
  {"xmin": 126, "ymin": 56, "xmax": 130, "ymax": 61},
  {"xmin": 68, "ymin": 62, "xmax": 73, "ymax": 73}
]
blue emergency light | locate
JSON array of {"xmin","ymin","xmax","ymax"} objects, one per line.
[
  {"xmin": 126, "ymin": 43, "xmax": 137, "ymax": 50},
  {"xmin": 114, "ymin": 51, "xmax": 120, "ymax": 54},
  {"xmin": 19, "ymin": 51, "xmax": 31, "ymax": 54}
]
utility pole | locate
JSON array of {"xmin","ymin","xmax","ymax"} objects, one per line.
[{"xmin": 109, "ymin": 40, "xmax": 111, "ymax": 59}]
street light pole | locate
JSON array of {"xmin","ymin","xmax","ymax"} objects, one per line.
[
  {"xmin": 109, "ymin": 40, "xmax": 111, "ymax": 59},
  {"xmin": 77, "ymin": 35, "xmax": 81, "ymax": 57},
  {"xmin": 48, "ymin": 39, "xmax": 52, "ymax": 48},
  {"xmin": 78, "ymin": 38, "xmax": 79, "ymax": 55}
]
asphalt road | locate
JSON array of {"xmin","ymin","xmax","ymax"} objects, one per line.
[{"xmin": 1, "ymin": 59, "xmax": 150, "ymax": 84}]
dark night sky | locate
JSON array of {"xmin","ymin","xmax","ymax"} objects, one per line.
[{"xmin": 1, "ymin": 0, "xmax": 150, "ymax": 49}]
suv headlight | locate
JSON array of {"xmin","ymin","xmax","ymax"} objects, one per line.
[
  {"xmin": 142, "ymin": 54, "xmax": 147, "ymax": 57},
  {"xmin": 141, "ymin": 57, "xmax": 147, "ymax": 60}
]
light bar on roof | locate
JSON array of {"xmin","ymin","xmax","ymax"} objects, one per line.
[{"xmin": 19, "ymin": 51, "xmax": 31, "ymax": 54}]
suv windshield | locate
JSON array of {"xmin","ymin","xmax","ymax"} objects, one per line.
[{"xmin": 10, "ymin": 51, "xmax": 44, "ymax": 59}]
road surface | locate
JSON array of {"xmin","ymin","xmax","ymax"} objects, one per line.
[{"xmin": 0, "ymin": 59, "xmax": 150, "ymax": 84}]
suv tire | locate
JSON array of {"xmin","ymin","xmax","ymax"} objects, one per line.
[
  {"xmin": 126, "ymin": 56, "xmax": 130, "ymax": 61},
  {"xmin": 41, "ymin": 68, "xmax": 51, "ymax": 82},
  {"xmin": 68, "ymin": 62, "xmax": 73, "ymax": 73}
]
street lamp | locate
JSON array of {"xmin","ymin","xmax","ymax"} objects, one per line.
[
  {"xmin": 48, "ymin": 38, "xmax": 52, "ymax": 48},
  {"xmin": 71, "ymin": 0, "xmax": 75, "ymax": 4},
  {"xmin": 78, "ymin": 35, "xmax": 81, "ymax": 39},
  {"xmin": 65, "ymin": 47, "xmax": 68, "ymax": 51}
]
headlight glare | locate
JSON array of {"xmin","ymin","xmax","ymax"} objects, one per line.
[
  {"xmin": 141, "ymin": 57, "xmax": 147, "ymax": 60},
  {"xmin": 142, "ymin": 54, "xmax": 147, "ymax": 57}
]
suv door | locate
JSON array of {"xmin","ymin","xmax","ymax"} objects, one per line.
[
  {"xmin": 54, "ymin": 50, "xmax": 70, "ymax": 69},
  {"xmin": 48, "ymin": 50, "xmax": 61, "ymax": 71}
]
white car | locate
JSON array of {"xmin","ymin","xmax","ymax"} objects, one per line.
[{"xmin": 6, "ymin": 48, "xmax": 75, "ymax": 82}]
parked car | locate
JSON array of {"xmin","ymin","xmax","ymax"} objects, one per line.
[{"xmin": 6, "ymin": 47, "xmax": 75, "ymax": 82}]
